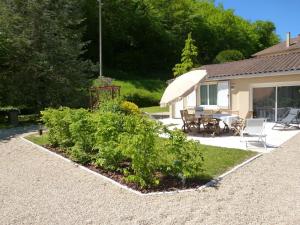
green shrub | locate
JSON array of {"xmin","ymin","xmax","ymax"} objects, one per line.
[
  {"xmin": 69, "ymin": 109, "xmax": 96, "ymax": 152},
  {"xmin": 214, "ymin": 49, "xmax": 244, "ymax": 63},
  {"xmin": 120, "ymin": 101, "xmax": 140, "ymax": 115},
  {"xmin": 41, "ymin": 107, "xmax": 204, "ymax": 188},
  {"xmin": 41, "ymin": 107, "xmax": 74, "ymax": 147},
  {"xmin": 159, "ymin": 129, "xmax": 204, "ymax": 179},
  {"xmin": 68, "ymin": 144, "xmax": 92, "ymax": 165},
  {"xmin": 111, "ymin": 79, "xmax": 166, "ymax": 107},
  {"xmin": 94, "ymin": 112, "xmax": 127, "ymax": 170},
  {"xmin": 68, "ymin": 109, "xmax": 97, "ymax": 164},
  {"xmin": 124, "ymin": 92, "xmax": 160, "ymax": 107},
  {"xmin": 119, "ymin": 115, "xmax": 162, "ymax": 187},
  {"xmin": 168, "ymin": 130, "xmax": 204, "ymax": 178},
  {"xmin": 98, "ymin": 98, "xmax": 123, "ymax": 114}
]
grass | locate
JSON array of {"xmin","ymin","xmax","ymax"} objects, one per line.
[
  {"xmin": 26, "ymin": 133, "xmax": 50, "ymax": 146},
  {"xmin": 141, "ymin": 106, "xmax": 169, "ymax": 114},
  {"xmin": 93, "ymin": 78, "xmax": 167, "ymax": 107},
  {"xmin": 25, "ymin": 133, "xmax": 257, "ymax": 181},
  {"xmin": 199, "ymin": 145, "xmax": 256, "ymax": 179}
]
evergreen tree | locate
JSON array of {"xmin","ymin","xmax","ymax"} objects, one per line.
[
  {"xmin": 0, "ymin": 0, "xmax": 93, "ymax": 109},
  {"xmin": 173, "ymin": 33, "xmax": 199, "ymax": 77}
]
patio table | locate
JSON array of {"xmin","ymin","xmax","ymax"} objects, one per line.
[{"xmin": 195, "ymin": 112, "xmax": 239, "ymax": 128}]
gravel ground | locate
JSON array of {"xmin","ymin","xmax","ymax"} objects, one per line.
[{"xmin": 1, "ymin": 127, "xmax": 300, "ymax": 225}]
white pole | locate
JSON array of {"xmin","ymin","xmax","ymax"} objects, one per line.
[{"xmin": 99, "ymin": 0, "xmax": 103, "ymax": 77}]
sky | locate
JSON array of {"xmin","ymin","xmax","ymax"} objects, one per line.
[{"xmin": 215, "ymin": 0, "xmax": 300, "ymax": 40}]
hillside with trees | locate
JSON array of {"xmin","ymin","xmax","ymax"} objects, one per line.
[
  {"xmin": 0, "ymin": 0, "xmax": 279, "ymax": 109},
  {"xmin": 83, "ymin": 0, "xmax": 279, "ymax": 78}
]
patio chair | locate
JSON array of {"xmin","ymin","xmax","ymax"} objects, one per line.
[
  {"xmin": 180, "ymin": 110, "xmax": 198, "ymax": 132},
  {"xmin": 219, "ymin": 110, "xmax": 240, "ymax": 133},
  {"xmin": 272, "ymin": 108, "xmax": 300, "ymax": 129},
  {"xmin": 241, "ymin": 118, "xmax": 267, "ymax": 150},
  {"xmin": 201, "ymin": 114, "xmax": 220, "ymax": 136},
  {"xmin": 231, "ymin": 111, "xmax": 253, "ymax": 136}
]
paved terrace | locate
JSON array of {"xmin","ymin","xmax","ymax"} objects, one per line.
[
  {"xmin": 0, "ymin": 127, "xmax": 300, "ymax": 225},
  {"xmin": 159, "ymin": 118, "xmax": 300, "ymax": 153}
]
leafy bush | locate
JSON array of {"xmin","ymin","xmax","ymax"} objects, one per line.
[
  {"xmin": 120, "ymin": 101, "xmax": 140, "ymax": 115},
  {"xmin": 41, "ymin": 106, "xmax": 204, "ymax": 188},
  {"xmin": 112, "ymin": 79, "xmax": 166, "ymax": 107},
  {"xmin": 67, "ymin": 145, "xmax": 92, "ymax": 165},
  {"xmin": 214, "ymin": 49, "xmax": 245, "ymax": 63},
  {"xmin": 163, "ymin": 129, "xmax": 204, "ymax": 179},
  {"xmin": 124, "ymin": 93, "xmax": 160, "ymax": 107},
  {"xmin": 41, "ymin": 107, "xmax": 74, "ymax": 147},
  {"xmin": 99, "ymin": 99, "xmax": 141, "ymax": 115},
  {"xmin": 69, "ymin": 109, "xmax": 96, "ymax": 152},
  {"xmin": 119, "ymin": 115, "xmax": 162, "ymax": 187},
  {"xmin": 98, "ymin": 98, "xmax": 123, "ymax": 114},
  {"xmin": 94, "ymin": 112, "xmax": 127, "ymax": 170},
  {"xmin": 68, "ymin": 109, "xmax": 97, "ymax": 163}
]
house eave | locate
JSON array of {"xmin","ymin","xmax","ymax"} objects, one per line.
[{"xmin": 206, "ymin": 70, "xmax": 300, "ymax": 81}]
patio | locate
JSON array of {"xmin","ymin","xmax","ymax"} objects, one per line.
[{"xmin": 159, "ymin": 118, "xmax": 300, "ymax": 153}]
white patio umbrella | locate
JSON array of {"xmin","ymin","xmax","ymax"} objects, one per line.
[{"xmin": 160, "ymin": 69, "xmax": 207, "ymax": 107}]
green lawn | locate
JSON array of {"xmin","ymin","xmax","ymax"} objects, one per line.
[
  {"xmin": 26, "ymin": 133, "xmax": 50, "ymax": 146},
  {"xmin": 141, "ymin": 106, "xmax": 169, "ymax": 114},
  {"xmin": 25, "ymin": 133, "xmax": 256, "ymax": 181},
  {"xmin": 93, "ymin": 78, "xmax": 167, "ymax": 107},
  {"xmin": 198, "ymin": 145, "xmax": 256, "ymax": 180}
]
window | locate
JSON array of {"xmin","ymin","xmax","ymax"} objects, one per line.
[
  {"xmin": 252, "ymin": 84, "xmax": 300, "ymax": 121},
  {"xmin": 200, "ymin": 84, "xmax": 217, "ymax": 105},
  {"xmin": 200, "ymin": 85, "xmax": 208, "ymax": 105}
]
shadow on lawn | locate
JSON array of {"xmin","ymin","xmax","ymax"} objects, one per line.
[{"xmin": 0, "ymin": 125, "xmax": 37, "ymax": 142}]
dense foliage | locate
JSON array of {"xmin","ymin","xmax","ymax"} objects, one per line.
[
  {"xmin": 110, "ymin": 79, "xmax": 167, "ymax": 107},
  {"xmin": 0, "ymin": 0, "xmax": 94, "ymax": 110},
  {"xmin": 0, "ymin": 0, "xmax": 280, "ymax": 109},
  {"xmin": 173, "ymin": 33, "xmax": 199, "ymax": 77},
  {"xmin": 41, "ymin": 102, "xmax": 204, "ymax": 188},
  {"xmin": 214, "ymin": 49, "xmax": 245, "ymax": 63},
  {"xmin": 83, "ymin": 0, "xmax": 279, "ymax": 78}
]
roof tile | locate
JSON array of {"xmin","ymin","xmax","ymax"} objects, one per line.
[{"xmin": 197, "ymin": 52, "xmax": 300, "ymax": 80}]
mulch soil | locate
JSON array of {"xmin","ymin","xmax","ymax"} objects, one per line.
[{"xmin": 44, "ymin": 144, "xmax": 208, "ymax": 193}]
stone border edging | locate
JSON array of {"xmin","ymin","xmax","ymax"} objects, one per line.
[{"xmin": 20, "ymin": 135, "xmax": 263, "ymax": 196}]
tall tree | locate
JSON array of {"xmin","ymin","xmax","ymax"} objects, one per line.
[
  {"xmin": 0, "ymin": 0, "xmax": 93, "ymax": 109},
  {"xmin": 253, "ymin": 20, "xmax": 279, "ymax": 50},
  {"xmin": 173, "ymin": 33, "xmax": 199, "ymax": 77}
]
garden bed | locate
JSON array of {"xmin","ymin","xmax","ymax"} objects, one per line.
[{"xmin": 25, "ymin": 133, "xmax": 257, "ymax": 193}]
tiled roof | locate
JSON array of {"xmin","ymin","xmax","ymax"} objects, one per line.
[
  {"xmin": 253, "ymin": 36, "xmax": 300, "ymax": 57},
  {"xmin": 198, "ymin": 51, "xmax": 300, "ymax": 80}
]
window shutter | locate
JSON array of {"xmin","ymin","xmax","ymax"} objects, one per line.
[
  {"xmin": 186, "ymin": 90, "xmax": 196, "ymax": 108},
  {"xmin": 217, "ymin": 81, "xmax": 230, "ymax": 108},
  {"xmin": 174, "ymin": 99, "xmax": 184, "ymax": 118}
]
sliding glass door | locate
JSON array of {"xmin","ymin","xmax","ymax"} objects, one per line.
[
  {"xmin": 277, "ymin": 86, "xmax": 300, "ymax": 120},
  {"xmin": 253, "ymin": 87, "xmax": 276, "ymax": 121},
  {"xmin": 253, "ymin": 85, "xmax": 300, "ymax": 121}
]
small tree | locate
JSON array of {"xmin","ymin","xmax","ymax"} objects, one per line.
[{"xmin": 173, "ymin": 33, "xmax": 199, "ymax": 77}]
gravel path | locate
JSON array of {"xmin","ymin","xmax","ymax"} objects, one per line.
[{"xmin": 1, "ymin": 128, "xmax": 300, "ymax": 225}]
